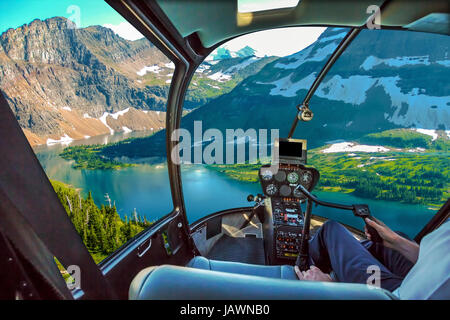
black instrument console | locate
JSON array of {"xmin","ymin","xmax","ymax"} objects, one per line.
[
  {"xmin": 257, "ymin": 138, "xmax": 381, "ymax": 266},
  {"xmin": 259, "ymin": 143, "xmax": 320, "ymax": 262},
  {"xmin": 259, "ymin": 164, "xmax": 319, "ymax": 201},
  {"xmin": 270, "ymin": 198, "xmax": 304, "ymax": 260}
]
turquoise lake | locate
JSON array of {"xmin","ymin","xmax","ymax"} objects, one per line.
[{"xmin": 34, "ymin": 131, "xmax": 437, "ymax": 239}]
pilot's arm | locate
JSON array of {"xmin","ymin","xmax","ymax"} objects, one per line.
[{"xmin": 365, "ymin": 218, "xmax": 419, "ymax": 264}]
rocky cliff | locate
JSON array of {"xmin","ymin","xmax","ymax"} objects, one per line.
[
  {"xmin": 104, "ymin": 27, "xmax": 449, "ymax": 159},
  {"xmin": 0, "ymin": 17, "xmax": 172, "ymax": 144},
  {"xmin": 0, "ymin": 17, "xmax": 274, "ymax": 146}
]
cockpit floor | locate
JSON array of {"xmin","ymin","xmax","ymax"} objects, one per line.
[{"xmin": 206, "ymin": 234, "xmax": 265, "ymax": 265}]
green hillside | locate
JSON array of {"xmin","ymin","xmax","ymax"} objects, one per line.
[
  {"xmin": 207, "ymin": 135, "xmax": 449, "ymax": 208},
  {"xmin": 51, "ymin": 180, "xmax": 151, "ymax": 263},
  {"xmin": 359, "ymin": 129, "xmax": 450, "ymax": 150}
]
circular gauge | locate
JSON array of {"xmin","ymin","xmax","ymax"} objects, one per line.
[
  {"xmin": 280, "ymin": 185, "xmax": 291, "ymax": 197},
  {"xmin": 265, "ymin": 184, "xmax": 277, "ymax": 196},
  {"xmin": 300, "ymin": 171, "xmax": 312, "ymax": 185},
  {"xmin": 287, "ymin": 171, "xmax": 299, "ymax": 184},
  {"xmin": 260, "ymin": 169, "xmax": 273, "ymax": 181},
  {"xmin": 293, "ymin": 187, "xmax": 304, "ymax": 198},
  {"xmin": 274, "ymin": 170, "xmax": 286, "ymax": 182},
  {"xmin": 274, "ymin": 208, "xmax": 282, "ymax": 215}
]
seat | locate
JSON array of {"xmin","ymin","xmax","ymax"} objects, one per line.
[
  {"xmin": 186, "ymin": 256, "xmax": 297, "ymax": 280},
  {"xmin": 129, "ymin": 264, "xmax": 396, "ymax": 300}
]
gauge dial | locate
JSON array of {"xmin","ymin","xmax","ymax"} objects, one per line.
[
  {"xmin": 293, "ymin": 187, "xmax": 304, "ymax": 198},
  {"xmin": 265, "ymin": 184, "xmax": 277, "ymax": 196},
  {"xmin": 300, "ymin": 171, "xmax": 312, "ymax": 185},
  {"xmin": 287, "ymin": 172, "xmax": 299, "ymax": 184},
  {"xmin": 260, "ymin": 169, "xmax": 273, "ymax": 181},
  {"xmin": 274, "ymin": 170, "xmax": 286, "ymax": 182},
  {"xmin": 280, "ymin": 185, "xmax": 291, "ymax": 197},
  {"xmin": 274, "ymin": 208, "xmax": 282, "ymax": 215}
]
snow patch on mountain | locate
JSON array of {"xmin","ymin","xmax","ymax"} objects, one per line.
[
  {"xmin": 165, "ymin": 62, "xmax": 175, "ymax": 69},
  {"xmin": 274, "ymin": 42, "xmax": 337, "ymax": 70},
  {"xmin": 264, "ymin": 72, "xmax": 376, "ymax": 105},
  {"xmin": 225, "ymin": 56, "xmax": 260, "ymax": 73},
  {"xmin": 99, "ymin": 112, "xmax": 114, "ymax": 134},
  {"xmin": 122, "ymin": 126, "xmax": 132, "ymax": 133},
  {"xmin": 137, "ymin": 65, "xmax": 161, "ymax": 76},
  {"xmin": 99, "ymin": 108, "xmax": 130, "ymax": 134},
  {"xmin": 196, "ymin": 64, "xmax": 211, "ymax": 73},
  {"xmin": 317, "ymin": 75, "xmax": 377, "ymax": 104},
  {"xmin": 207, "ymin": 84, "xmax": 221, "ymax": 89},
  {"xmin": 361, "ymin": 55, "xmax": 431, "ymax": 71},
  {"xmin": 110, "ymin": 108, "xmax": 130, "ymax": 119},
  {"xmin": 261, "ymin": 67, "xmax": 449, "ymax": 129},
  {"xmin": 407, "ymin": 147, "xmax": 426, "ymax": 153},
  {"xmin": 414, "ymin": 128, "xmax": 438, "ymax": 141},
  {"xmin": 261, "ymin": 73, "xmax": 315, "ymax": 97},
  {"xmin": 208, "ymin": 72, "xmax": 232, "ymax": 82},
  {"xmin": 322, "ymin": 142, "xmax": 390, "ymax": 153},
  {"xmin": 436, "ymin": 60, "xmax": 450, "ymax": 67},
  {"xmin": 377, "ymin": 76, "xmax": 450, "ymax": 129},
  {"xmin": 46, "ymin": 134, "xmax": 74, "ymax": 146}
]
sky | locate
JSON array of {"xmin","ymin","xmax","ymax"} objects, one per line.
[
  {"xmin": 0, "ymin": 0, "xmax": 325, "ymax": 57},
  {"xmin": 221, "ymin": 27, "xmax": 325, "ymax": 57}
]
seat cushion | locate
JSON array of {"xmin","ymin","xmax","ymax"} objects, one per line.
[
  {"xmin": 186, "ymin": 256, "xmax": 298, "ymax": 280},
  {"xmin": 129, "ymin": 264, "xmax": 396, "ymax": 300}
]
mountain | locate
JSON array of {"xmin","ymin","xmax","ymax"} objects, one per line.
[
  {"xmin": 181, "ymin": 28, "xmax": 450, "ymax": 142},
  {"xmin": 101, "ymin": 27, "xmax": 450, "ymax": 159},
  {"xmin": 0, "ymin": 17, "xmax": 169, "ymax": 145},
  {"xmin": 0, "ymin": 17, "xmax": 274, "ymax": 146},
  {"xmin": 184, "ymin": 54, "xmax": 277, "ymax": 109},
  {"xmin": 206, "ymin": 45, "xmax": 260, "ymax": 61}
]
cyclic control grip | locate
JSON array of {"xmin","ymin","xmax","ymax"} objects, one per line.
[{"xmin": 352, "ymin": 204, "xmax": 382, "ymax": 243}]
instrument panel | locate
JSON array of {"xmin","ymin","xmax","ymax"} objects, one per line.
[
  {"xmin": 259, "ymin": 164, "xmax": 319, "ymax": 200},
  {"xmin": 259, "ymin": 139, "xmax": 319, "ymax": 262}
]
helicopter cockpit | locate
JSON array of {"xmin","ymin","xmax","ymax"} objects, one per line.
[
  {"xmin": 127, "ymin": 136, "xmax": 392, "ymax": 300},
  {"xmin": 0, "ymin": 0, "xmax": 448, "ymax": 302}
]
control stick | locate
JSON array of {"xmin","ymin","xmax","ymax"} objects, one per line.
[
  {"xmin": 352, "ymin": 204, "xmax": 382, "ymax": 243},
  {"xmin": 293, "ymin": 184, "xmax": 382, "ymax": 243},
  {"xmin": 296, "ymin": 199, "xmax": 312, "ymax": 271}
]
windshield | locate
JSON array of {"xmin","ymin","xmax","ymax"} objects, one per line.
[
  {"xmin": 180, "ymin": 27, "xmax": 449, "ymax": 238},
  {"xmin": 0, "ymin": 0, "xmax": 174, "ymax": 264}
]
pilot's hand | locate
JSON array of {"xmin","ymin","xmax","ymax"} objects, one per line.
[
  {"xmin": 295, "ymin": 265, "xmax": 333, "ymax": 282},
  {"xmin": 365, "ymin": 217, "xmax": 400, "ymax": 249}
]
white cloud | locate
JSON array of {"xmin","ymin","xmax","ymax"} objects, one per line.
[{"xmin": 103, "ymin": 21, "xmax": 144, "ymax": 41}]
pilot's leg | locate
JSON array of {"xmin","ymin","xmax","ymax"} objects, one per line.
[
  {"xmin": 309, "ymin": 220, "xmax": 404, "ymax": 291},
  {"xmin": 361, "ymin": 232, "xmax": 414, "ymax": 278}
]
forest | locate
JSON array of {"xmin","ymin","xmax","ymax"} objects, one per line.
[
  {"xmin": 60, "ymin": 144, "xmax": 136, "ymax": 170},
  {"xmin": 208, "ymin": 149, "xmax": 449, "ymax": 208},
  {"xmin": 59, "ymin": 128, "xmax": 449, "ymax": 208},
  {"xmin": 51, "ymin": 180, "xmax": 152, "ymax": 263}
]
